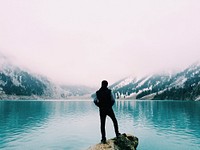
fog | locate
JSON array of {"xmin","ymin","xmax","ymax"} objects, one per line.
[{"xmin": 0, "ymin": 0, "xmax": 200, "ymax": 87}]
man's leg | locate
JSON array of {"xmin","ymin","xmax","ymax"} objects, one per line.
[
  {"xmin": 100, "ymin": 111, "xmax": 107, "ymax": 142},
  {"xmin": 108, "ymin": 109, "xmax": 120, "ymax": 137}
]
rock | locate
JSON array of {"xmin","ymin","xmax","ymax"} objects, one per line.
[{"xmin": 87, "ymin": 133, "xmax": 138, "ymax": 150}]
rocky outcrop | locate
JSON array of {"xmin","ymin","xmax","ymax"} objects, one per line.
[{"xmin": 87, "ymin": 133, "xmax": 138, "ymax": 150}]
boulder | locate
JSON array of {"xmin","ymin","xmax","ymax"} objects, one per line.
[{"xmin": 87, "ymin": 133, "xmax": 138, "ymax": 150}]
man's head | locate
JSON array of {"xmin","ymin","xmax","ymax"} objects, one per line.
[{"xmin": 101, "ymin": 80, "xmax": 108, "ymax": 88}]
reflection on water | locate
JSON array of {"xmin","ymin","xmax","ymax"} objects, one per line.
[
  {"xmin": 0, "ymin": 100, "xmax": 200, "ymax": 150},
  {"xmin": 115, "ymin": 101, "xmax": 200, "ymax": 150}
]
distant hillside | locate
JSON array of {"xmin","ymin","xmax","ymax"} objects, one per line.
[
  {"xmin": 61, "ymin": 85, "xmax": 95, "ymax": 97},
  {"xmin": 111, "ymin": 62, "xmax": 200, "ymax": 101},
  {"xmin": 0, "ymin": 54, "xmax": 93, "ymax": 100}
]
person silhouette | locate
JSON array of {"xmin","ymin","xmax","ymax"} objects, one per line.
[{"xmin": 94, "ymin": 80, "xmax": 120, "ymax": 143}]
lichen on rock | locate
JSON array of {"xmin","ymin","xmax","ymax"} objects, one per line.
[{"xmin": 87, "ymin": 133, "xmax": 138, "ymax": 150}]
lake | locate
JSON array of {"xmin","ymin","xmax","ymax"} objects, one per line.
[{"xmin": 0, "ymin": 100, "xmax": 200, "ymax": 150}]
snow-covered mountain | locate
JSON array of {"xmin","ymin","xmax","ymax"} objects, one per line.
[
  {"xmin": 0, "ymin": 54, "xmax": 93, "ymax": 100},
  {"xmin": 61, "ymin": 85, "xmax": 95, "ymax": 97},
  {"xmin": 111, "ymin": 62, "xmax": 200, "ymax": 101}
]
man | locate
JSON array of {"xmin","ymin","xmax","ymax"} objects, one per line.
[{"xmin": 94, "ymin": 80, "xmax": 120, "ymax": 143}]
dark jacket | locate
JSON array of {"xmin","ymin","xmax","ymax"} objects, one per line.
[{"xmin": 94, "ymin": 87, "xmax": 115, "ymax": 110}]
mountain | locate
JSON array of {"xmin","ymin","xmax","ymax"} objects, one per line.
[
  {"xmin": 61, "ymin": 85, "xmax": 95, "ymax": 97},
  {"xmin": 111, "ymin": 62, "xmax": 200, "ymax": 101},
  {"xmin": 0, "ymin": 54, "xmax": 93, "ymax": 100}
]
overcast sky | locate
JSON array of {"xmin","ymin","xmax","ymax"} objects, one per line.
[{"xmin": 0, "ymin": 0, "xmax": 200, "ymax": 87}]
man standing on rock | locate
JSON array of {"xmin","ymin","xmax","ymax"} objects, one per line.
[{"xmin": 94, "ymin": 80, "xmax": 120, "ymax": 143}]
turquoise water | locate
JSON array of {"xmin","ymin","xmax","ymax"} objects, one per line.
[{"xmin": 0, "ymin": 100, "xmax": 200, "ymax": 150}]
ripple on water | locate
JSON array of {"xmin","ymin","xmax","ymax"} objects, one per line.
[{"xmin": 0, "ymin": 100, "xmax": 200, "ymax": 150}]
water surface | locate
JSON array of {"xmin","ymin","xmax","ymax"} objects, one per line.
[{"xmin": 0, "ymin": 100, "xmax": 200, "ymax": 150}]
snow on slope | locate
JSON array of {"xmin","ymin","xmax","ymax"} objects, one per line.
[
  {"xmin": 113, "ymin": 76, "xmax": 136, "ymax": 89},
  {"xmin": 171, "ymin": 76, "xmax": 187, "ymax": 88},
  {"xmin": 111, "ymin": 62, "xmax": 200, "ymax": 100},
  {"xmin": 0, "ymin": 53, "xmax": 93, "ymax": 99},
  {"xmin": 136, "ymin": 76, "xmax": 151, "ymax": 88}
]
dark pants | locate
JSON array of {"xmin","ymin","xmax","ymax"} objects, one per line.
[{"xmin": 99, "ymin": 108, "xmax": 119, "ymax": 140}]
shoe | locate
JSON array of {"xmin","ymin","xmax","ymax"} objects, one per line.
[{"xmin": 101, "ymin": 138, "xmax": 107, "ymax": 144}]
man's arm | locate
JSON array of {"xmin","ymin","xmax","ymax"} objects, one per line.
[
  {"xmin": 111, "ymin": 91, "xmax": 115, "ymax": 106},
  {"xmin": 93, "ymin": 93, "xmax": 99, "ymax": 107}
]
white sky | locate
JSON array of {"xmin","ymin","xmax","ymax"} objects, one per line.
[{"xmin": 0, "ymin": 0, "xmax": 200, "ymax": 87}]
